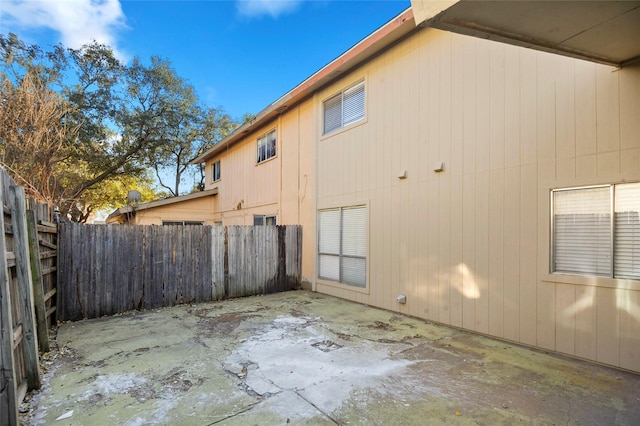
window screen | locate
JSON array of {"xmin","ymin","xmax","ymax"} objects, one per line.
[
  {"xmin": 318, "ymin": 206, "xmax": 367, "ymax": 287},
  {"xmin": 323, "ymin": 81, "xmax": 365, "ymax": 135},
  {"xmin": 552, "ymin": 182, "xmax": 640, "ymax": 280},
  {"xmin": 614, "ymin": 182, "xmax": 640, "ymax": 279}
]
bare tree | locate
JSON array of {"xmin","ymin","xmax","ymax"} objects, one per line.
[{"xmin": 0, "ymin": 71, "xmax": 79, "ymax": 204}]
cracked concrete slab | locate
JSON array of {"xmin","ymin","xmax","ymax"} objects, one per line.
[{"xmin": 27, "ymin": 290, "xmax": 640, "ymax": 425}]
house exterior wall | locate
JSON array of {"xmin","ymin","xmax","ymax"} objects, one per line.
[
  {"xmin": 204, "ymin": 123, "xmax": 280, "ymax": 225},
  {"xmin": 203, "ymin": 107, "xmax": 317, "ymax": 284},
  {"xmin": 313, "ymin": 27, "xmax": 640, "ymax": 372},
  {"xmin": 127, "ymin": 196, "xmax": 218, "ymax": 225}
]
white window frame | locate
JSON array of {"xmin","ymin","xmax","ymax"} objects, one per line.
[
  {"xmin": 551, "ymin": 182, "xmax": 640, "ymax": 280},
  {"xmin": 323, "ymin": 80, "xmax": 365, "ymax": 135},
  {"xmin": 257, "ymin": 129, "xmax": 276, "ymax": 164},
  {"xmin": 254, "ymin": 215, "xmax": 277, "ymax": 226},
  {"xmin": 318, "ymin": 205, "xmax": 367, "ymax": 288},
  {"xmin": 211, "ymin": 160, "xmax": 221, "ymax": 182}
]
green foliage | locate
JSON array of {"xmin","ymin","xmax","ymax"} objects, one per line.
[{"xmin": 0, "ymin": 33, "xmax": 238, "ymax": 221}]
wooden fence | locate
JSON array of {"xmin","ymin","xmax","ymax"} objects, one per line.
[
  {"xmin": 0, "ymin": 168, "xmax": 58, "ymax": 425},
  {"xmin": 58, "ymin": 223, "xmax": 302, "ymax": 321}
]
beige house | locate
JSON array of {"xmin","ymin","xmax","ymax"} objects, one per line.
[
  {"xmin": 106, "ymin": 189, "xmax": 218, "ymax": 225},
  {"xmin": 119, "ymin": 1, "xmax": 640, "ymax": 373}
]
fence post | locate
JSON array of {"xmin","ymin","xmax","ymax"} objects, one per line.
[
  {"xmin": 27, "ymin": 209, "xmax": 49, "ymax": 352},
  {"xmin": 0, "ymin": 181, "xmax": 19, "ymax": 426},
  {"xmin": 223, "ymin": 226, "xmax": 229, "ymax": 299},
  {"xmin": 10, "ymin": 186, "xmax": 41, "ymax": 390}
]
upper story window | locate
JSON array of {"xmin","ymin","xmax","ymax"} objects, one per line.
[
  {"xmin": 552, "ymin": 182, "xmax": 640, "ymax": 280},
  {"xmin": 211, "ymin": 160, "xmax": 221, "ymax": 182},
  {"xmin": 257, "ymin": 129, "xmax": 276, "ymax": 164},
  {"xmin": 323, "ymin": 80, "xmax": 365, "ymax": 135}
]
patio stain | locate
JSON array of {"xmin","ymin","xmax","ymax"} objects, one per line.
[{"xmin": 25, "ymin": 290, "xmax": 640, "ymax": 425}]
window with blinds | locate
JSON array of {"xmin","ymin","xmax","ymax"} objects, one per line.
[
  {"xmin": 318, "ymin": 206, "xmax": 367, "ymax": 287},
  {"xmin": 323, "ymin": 81, "xmax": 365, "ymax": 135},
  {"xmin": 552, "ymin": 182, "xmax": 640, "ymax": 279}
]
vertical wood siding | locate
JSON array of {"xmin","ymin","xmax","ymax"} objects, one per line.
[
  {"xmin": 57, "ymin": 224, "xmax": 302, "ymax": 321},
  {"xmin": 314, "ymin": 28, "xmax": 640, "ymax": 372}
]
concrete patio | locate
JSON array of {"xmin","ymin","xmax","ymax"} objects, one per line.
[{"xmin": 28, "ymin": 290, "xmax": 640, "ymax": 425}]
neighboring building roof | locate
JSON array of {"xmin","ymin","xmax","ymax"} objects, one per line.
[
  {"xmin": 191, "ymin": 7, "xmax": 416, "ymax": 165},
  {"xmin": 106, "ymin": 188, "xmax": 218, "ymax": 223},
  {"xmin": 412, "ymin": 0, "xmax": 640, "ymax": 67}
]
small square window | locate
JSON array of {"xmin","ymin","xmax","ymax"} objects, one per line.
[
  {"xmin": 323, "ymin": 81, "xmax": 365, "ymax": 135},
  {"xmin": 257, "ymin": 130, "xmax": 276, "ymax": 163}
]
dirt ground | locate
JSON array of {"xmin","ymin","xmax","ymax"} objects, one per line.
[{"xmin": 22, "ymin": 290, "xmax": 640, "ymax": 425}]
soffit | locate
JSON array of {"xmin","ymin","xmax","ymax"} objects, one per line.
[{"xmin": 413, "ymin": 0, "xmax": 640, "ymax": 67}]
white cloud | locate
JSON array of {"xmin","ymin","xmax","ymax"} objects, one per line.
[
  {"xmin": 236, "ymin": 0, "xmax": 303, "ymax": 18},
  {"xmin": 1, "ymin": 0, "xmax": 128, "ymax": 59}
]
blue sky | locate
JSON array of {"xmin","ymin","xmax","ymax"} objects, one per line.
[{"xmin": 1, "ymin": 0, "xmax": 410, "ymax": 120}]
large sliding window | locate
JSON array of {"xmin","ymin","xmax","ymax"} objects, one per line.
[
  {"xmin": 323, "ymin": 80, "xmax": 365, "ymax": 135},
  {"xmin": 318, "ymin": 206, "xmax": 367, "ymax": 287},
  {"xmin": 552, "ymin": 182, "xmax": 640, "ymax": 279}
]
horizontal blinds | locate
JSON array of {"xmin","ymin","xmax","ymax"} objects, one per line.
[
  {"xmin": 342, "ymin": 257, "xmax": 366, "ymax": 287},
  {"xmin": 323, "ymin": 94, "xmax": 342, "ymax": 134},
  {"xmin": 319, "ymin": 255, "xmax": 340, "ymax": 281},
  {"xmin": 614, "ymin": 182, "xmax": 640, "ymax": 279},
  {"xmin": 342, "ymin": 206, "xmax": 367, "ymax": 257},
  {"xmin": 318, "ymin": 209, "xmax": 340, "ymax": 281},
  {"xmin": 319, "ymin": 209, "xmax": 340, "ymax": 254},
  {"xmin": 342, "ymin": 82, "xmax": 365, "ymax": 126},
  {"xmin": 318, "ymin": 206, "xmax": 367, "ymax": 286},
  {"xmin": 553, "ymin": 187, "xmax": 612, "ymax": 276}
]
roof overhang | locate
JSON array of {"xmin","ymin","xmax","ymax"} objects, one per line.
[
  {"xmin": 191, "ymin": 7, "xmax": 417, "ymax": 165},
  {"xmin": 106, "ymin": 188, "xmax": 218, "ymax": 223},
  {"xmin": 411, "ymin": 0, "xmax": 640, "ymax": 67}
]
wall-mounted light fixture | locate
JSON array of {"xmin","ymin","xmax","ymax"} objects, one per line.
[
  {"xmin": 398, "ymin": 170, "xmax": 407, "ymax": 179},
  {"xmin": 433, "ymin": 161, "xmax": 444, "ymax": 172}
]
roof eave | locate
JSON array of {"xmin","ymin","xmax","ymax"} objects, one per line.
[
  {"xmin": 105, "ymin": 188, "xmax": 219, "ymax": 224},
  {"xmin": 191, "ymin": 7, "xmax": 416, "ymax": 165}
]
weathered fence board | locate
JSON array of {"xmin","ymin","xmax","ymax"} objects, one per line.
[
  {"xmin": 212, "ymin": 226, "xmax": 225, "ymax": 300},
  {"xmin": 9, "ymin": 185, "xmax": 41, "ymax": 390},
  {"xmin": 0, "ymin": 178, "xmax": 19, "ymax": 426},
  {"xmin": 58, "ymin": 223, "xmax": 302, "ymax": 321},
  {"xmin": 1, "ymin": 167, "xmax": 55, "ymax": 425}
]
